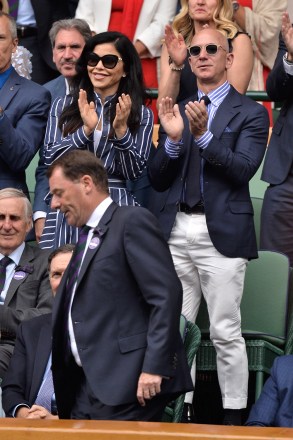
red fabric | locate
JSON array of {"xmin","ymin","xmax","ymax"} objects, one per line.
[
  {"xmin": 108, "ymin": 0, "xmax": 158, "ymax": 121},
  {"xmin": 238, "ymin": 0, "xmax": 252, "ymax": 7}
]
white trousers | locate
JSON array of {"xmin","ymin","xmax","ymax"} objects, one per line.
[{"xmin": 168, "ymin": 213, "xmax": 248, "ymax": 409}]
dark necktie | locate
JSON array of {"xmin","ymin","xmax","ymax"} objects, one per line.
[
  {"xmin": 0, "ymin": 256, "xmax": 12, "ymax": 297},
  {"xmin": 34, "ymin": 364, "xmax": 54, "ymax": 412},
  {"xmin": 185, "ymin": 95, "xmax": 210, "ymax": 207},
  {"xmin": 8, "ymin": 0, "xmax": 19, "ymax": 19},
  {"xmin": 63, "ymin": 225, "xmax": 90, "ymax": 359}
]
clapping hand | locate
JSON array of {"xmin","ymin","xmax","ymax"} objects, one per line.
[
  {"xmin": 78, "ymin": 89, "xmax": 99, "ymax": 136},
  {"xmin": 158, "ymin": 97, "xmax": 184, "ymax": 142},
  {"xmin": 113, "ymin": 93, "xmax": 131, "ymax": 139}
]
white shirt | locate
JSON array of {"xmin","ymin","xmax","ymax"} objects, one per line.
[{"xmin": 69, "ymin": 197, "xmax": 113, "ymax": 365}]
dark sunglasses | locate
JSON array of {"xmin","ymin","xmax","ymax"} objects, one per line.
[
  {"xmin": 188, "ymin": 44, "xmax": 227, "ymax": 57},
  {"xmin": 86, "ymin": 53, "xmax": 122, "ymax": 69}
]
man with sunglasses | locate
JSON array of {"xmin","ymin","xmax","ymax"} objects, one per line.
[{"xmin": 149, "ymin": 28, "xmax": 269, "ymax": 425}]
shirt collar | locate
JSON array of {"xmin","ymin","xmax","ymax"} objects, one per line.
[
  {"xmin": 198, "ymin": 81, "xmax": 230, "ymax": 107},
  {"xmin": 86, "ymin": 196, "xmax": 113, "ymax": 229},
  {"xmin": 0, "ymin": 242, "xmax": 25, "ymax": 266}
]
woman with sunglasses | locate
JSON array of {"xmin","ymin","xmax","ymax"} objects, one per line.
[
  {"xmin": 158, "ymin": 0, "xmax": 253, "ymax": 106},
  {"xmin": 42, "ymin": 31, "xmax": 153, "ymax": 249}
]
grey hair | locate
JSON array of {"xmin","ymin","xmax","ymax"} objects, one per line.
[
  {"xmin": 0, "ymin": 188, "xmax": 32, "ymax": 223},
  {"xmin": 0, "ymin": 11, "xmax": 17, "ymax": 39},
  {"xmin": 49, "ymin": 18, "xmax": 92, "ymax": 48}
]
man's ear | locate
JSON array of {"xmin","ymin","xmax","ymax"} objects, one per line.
[{"xmin": 226, "ymin": 52, "xmax": 234, "ymax": 70}]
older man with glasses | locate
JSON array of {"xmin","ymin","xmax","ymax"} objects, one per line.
[{"xmin": 149, "ymin": 28, "xmax": 270, "ymax": 425}]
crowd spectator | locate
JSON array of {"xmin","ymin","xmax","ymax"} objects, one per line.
[
  {"xmin": 246, "ymin": 355, "xmax": 293, "ymax": 427},
  {"xmin": 75, "ymin": 0, "xmax": 178, "ymax": 121},
  {"xmin": 0, "ymin": 12, "xmax": 50, "ymax": 197},
  {"xmin": 232, "ymin": 0, "xmax": 287, "ymax": 124},
  {"xmin": 260, "ymin": 11, "xmax": 293, "ymax": 266},
  {"xmin": 47, "ymin": 149, "xmax": 192, "ymax": 420},
  {"xmin": 149, "ymin": 28, "xmax": 269, "ymax": 425},
  {"xmin": 33, "ymin": 18, "xmax": 92, "ymax": 243},
  {"xmin": 2, "ymin": 245, "xmax": 74, "ymax": 419},
  {"xmin": 0, "ymin": 188, "xmax": 52, "ymax": 382},
  {"xmin": 40, "ymin": 31, "xmax": 153, "ymax": 249},
  {"xmin": 8, "ymin": 0, "xmax": 72, "ymax": 84},
  {"xmin": 158, "ymin": 0, "xmax": 253, "ymax": 107}
]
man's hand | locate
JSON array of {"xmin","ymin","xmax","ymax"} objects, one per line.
[
  {"xmin": 185, "ymin": 100, "xmax": 208, "ymax": 138},
  {"xmin": 282, "ymin": 11, "xmax": 293, "ymax": 60},
  {"xmin": 158, "ymin": 97, "xmax": 184, "ymax": 142},
  {"xmin": 26, "ymin": 405, "xmax": 58, "ymax": 419},
  {"xmin": 136, "ymin": 372, "xmax": 162, "ymax": 406},
  {"xmin": 34, "ymin": 217, "xmax": 46, "ymax": 242}
]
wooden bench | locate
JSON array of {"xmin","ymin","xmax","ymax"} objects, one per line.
[{"xmin": 1, "ymin": 419, "xmax": 293, "ymax": 440}]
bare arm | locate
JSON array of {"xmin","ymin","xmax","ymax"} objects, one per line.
[{"xmin": 228, "ymin": 32, "xmax": 253, "ymax": 93}]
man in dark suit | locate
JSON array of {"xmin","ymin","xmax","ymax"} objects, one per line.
[
  {"xmin": 13, "ymin": 0, "xmax": 71, "ymax": 84},
  {"xmin": 1, "ymin": 244, "xmax": 74, "ymax": 419},
  {"xmin": 47, "ymin": 149, "xmax": 192, "ymax": 421},
  {"xmin": 246, "ymin": 355, "xmax": 293, "ymax": 427},
  {"xmin": 33, "ymin": 18, "xmax": 92, "ymax": 242},
  {"xmin": 0, "ymin": 188, "xmax": 52, "ymax": 381},
  {"xmin": 0, "ymin": 12, "xmax": 50, "ymax": 196},
  {"xmin": 260, "ymin": 11, "xmax": 293, "ymax": 266},
  {"xmin": 148, "ymin": 28, "xmax": 269, "ymax": 424}
]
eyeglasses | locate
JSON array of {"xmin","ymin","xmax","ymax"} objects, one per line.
[
  {"xmin": 188, "ymin": 44, "xmax": 227, "ymax": 57},
  {"xmin": 86, "ymin": 53, "xmax": 123, "ymax": 69}
]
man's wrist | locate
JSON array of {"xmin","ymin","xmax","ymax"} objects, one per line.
[{"xmin": 284, "ymin": 52, "xmax": 293, "ymax": 64}]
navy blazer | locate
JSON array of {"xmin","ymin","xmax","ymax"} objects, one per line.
[
  {"xmin": 52, "ymin": 203, "xmax": 193, "ymax": 419},
  {"xmin": 246, "ymin": 355, "xmax": 293, "ymax": 427},
  {"xmin": 1, "ymin": 314, "xmax": 52, "ymax": 416},
  {"xmin": 148, "ymin": 86, "xmax": 269, "ymax": 259},
  {"xmin": 262, "ymin": 33, "xmax": 293, "ymax": 185},
  {"xmin": 34, "ymin": 75, "xmax": 67, "ymax": 213},
  {"xmin": 0, "ymin": 68, "xmax": 50, "ymax": 194}
]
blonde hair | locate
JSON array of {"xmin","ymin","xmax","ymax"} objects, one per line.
[{"xmin": 173, "ymin": 0, "xmax": 238, "ymax": 46}]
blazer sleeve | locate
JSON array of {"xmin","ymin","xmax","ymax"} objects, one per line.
[
  {"xmin": 266, "ymin": 34, "xmax": 293, "ymax": 102},
  {"xmin": 0, "ymin": 85, "xmax": 51, "ymax": 172},
  {"xmin": 1, "ymin": 323, "xmax": 30, "ymax": 416},
  {"xmin": 123, "ymin": 208, "xmax": 183, "ymax": 377}
]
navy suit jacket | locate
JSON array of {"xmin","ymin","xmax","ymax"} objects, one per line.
[
  {"xmin": 148, "ymin": 86, "xmax": 269, "ymax": 259},
  {"xmin": 30, "ymin": 0, "xmax": 70, "ymax": 71},
  {"xmin": 52, "ymin": 203, "xmax": 193, "ymax": 419},
  {"xmin": 246, "ymin": 355, "xmax": 293, "ymax": 427},
  {"xmin": 1, "ymin": 314, "xmax": 52, "ymax": 416},
  {"xmin": 0, "ymin": 68, "xmax": 50, "ymax": 194},
  {"xmin": 34, "ymin": 76, "xmax": 67, "ymax": 213},
  {"xmin": 262, "ymin": 34, "xmax": 293, "ymax": 185}
]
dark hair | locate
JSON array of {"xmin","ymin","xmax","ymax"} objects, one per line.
[
  {"xmin": 47, "ymin": 150, "xmax": 109, "ymax": 194},
  {"xmin": 48, "ymin": 244, "xmax": 75, "ymax": 271},
  {"xmin": 59, "ymin": 31, "xmax": 147, "ymax": 136}
]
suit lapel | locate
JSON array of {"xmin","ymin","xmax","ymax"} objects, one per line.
[
  {"xmin": 76, "ymin": 202, "xmax": 117, "ymax": 286},
  {"xmin": 210, "ymin": 87, "xmax": 242, "ymax": 138},
  {"xmin": 0, "ymin": 68, "xmax": 21, "ymax": 110},
  {"xmin": 5, "ymin": 245, "xmax": 34, "ymax": 305},
  {"xmin": 29, "ymin": 315, "xmax": 52, "ymax": 403}
]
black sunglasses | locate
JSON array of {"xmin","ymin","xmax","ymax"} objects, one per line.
[
  {"xmin": 86, "ymin": 53, "xmax": 122, "ymax": 69},
  {"xmin": 188, "ymin": 44, "xmax": 227, "ymax": 57}
]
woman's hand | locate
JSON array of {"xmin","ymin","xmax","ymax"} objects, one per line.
[
  {"xmin": 113, "ymin": 93, "xmax": 132, "ymax": 139},
  {"xmin": 78, "ymin": 89, "xmax": 99, "ymax": 136}
]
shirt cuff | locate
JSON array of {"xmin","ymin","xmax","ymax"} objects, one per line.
[
  {"xmin": 164, "ymin": 137, "xmax": 183, "ymax": 159},
  {"xmin": 195, "ymin": 130, "xmax": 213, "ymax": 149},
  {"xmin": 33, "ymin": 211, "xmax": 47, "ymax": 221},
  {"xmin": 283, "ymin": 53, "xmax": 293, "ymax": 75},
  {"xmin": 12, "ymin": 403, "xmax": 30, "ymax": 418}
]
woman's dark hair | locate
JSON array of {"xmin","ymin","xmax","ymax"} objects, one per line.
[{"xmin": 60, "ymin": 31, "xmax": 148, "ymax": 136}]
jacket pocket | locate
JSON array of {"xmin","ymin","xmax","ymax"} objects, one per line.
[
  {"xmin": 229, "ymin": 200, "xmax": 253, "ymax": 214},
  {"xmin": 118, "ymin": 331, "xmax": 147, "ymax": 353}
]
